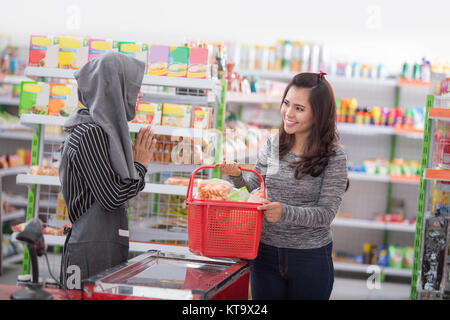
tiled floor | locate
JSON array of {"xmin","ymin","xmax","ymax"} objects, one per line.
[{"xmin": 0, "ymin": 257, "xmax": 412, "ymax": 300}]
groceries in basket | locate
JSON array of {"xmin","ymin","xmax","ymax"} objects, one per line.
[{"xmin": 195, "ymin": 178, "xmax": 265, "ymax": 203}]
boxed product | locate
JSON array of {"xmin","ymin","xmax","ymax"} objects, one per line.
[
  {"xmin": 376, "ymin": 245, "xmax": 389, "ymax": 267},
  {"xmin": 118, "ymin": 41, "xmax": 148, "ymax": 64},
  {"xmin": 19, "ymin": 82, "xmax": 50, "ymax": 116},
  {"xmin": 88, "ymin": 38, "xmax": 116, "ymax": 62},
  {"xmin": 187, "ymin": 47, "xmax": 209, "ymax": 79},
  {"xmin": 192, "ymin": 106, "xmax": 212, "ymax": 129},
  {"xmin": 28, "ymin": 35, "xmax": 58, "ymax": 68},
  {"xmin": 388, "ymin": 245, "xmax": 405, "ymax": 269},
  {"xmin": 147, "ymin": 45, "xmax": 170, "ymax": 76},
  {"xmin": 48, "ymin": 83, "xmax": 79, "ymax": 116},
  {"xmin": 132, "ymin": 101, "xmax": 162, "ymax": 125},
  {"xmin": 168, "ymin": 46, "xmax": 189, "ymax": 77},
  {"xmin": 57, "ymin": 36, "xmax": 89, "ymax": 69},
  {"xmin": 161, "ymin": 104, "xmax": 192, "ymax": 128}
]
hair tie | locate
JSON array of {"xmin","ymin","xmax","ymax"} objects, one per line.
[{"xmin": 318, "ymin": 71, "xmax": 327, "ymax": 79}]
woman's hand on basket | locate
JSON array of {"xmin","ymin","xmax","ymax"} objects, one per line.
[
  {"xmin": 219, "ymin": 158, "xmax": 242, "ymax": 177},
  {"xmin": 258, "ymin": 199, "xmax": 282, "ymax": 223}
]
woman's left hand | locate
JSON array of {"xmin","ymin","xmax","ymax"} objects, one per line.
[{"xmin": 257, "ymin": 200, "xmax": 282, "ymax": 222}]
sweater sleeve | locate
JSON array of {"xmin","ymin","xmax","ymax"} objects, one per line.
[
  {"xmin": 73, "ymin": 125, "xmax": 147, "ymax": 212},
  {"xmin": 228, "ymin": 137, "xmax": 270, "ymax": 192},
  {"xmin": 279, "ymin": 148, "xmax": 348, "ymax": 227}
]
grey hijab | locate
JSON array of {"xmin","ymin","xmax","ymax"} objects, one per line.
[{"xmin": 62, "ymin": 51, "xmax": 145, "ymax": 181}]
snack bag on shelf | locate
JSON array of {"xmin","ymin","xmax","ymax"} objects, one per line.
[
  {"xmin": 118, "ymin": 41, "xmax": 149, "ymax": 64},
  {"xmin": 147, "ymin": 45, "xmax": 169, "ymax": 76},
  {"xmin": 56, "ymin": 36, "xmax": 89, "ymax": 69},
  {"xmin": 19, "ymin": 82, "xmax": 50, "ymax": 116},
  {"xmin": 132, "ymin": 101, "xmax": 162, "ymax": 125},
  {"xmin": 187, "ymin": 47, "xmax": 208, "ymax": 79},
  {"xmin": 28, "ymin": 35, "xmax": 58, "ymax": 68},
  {"xmin": 168, "ymin": 46, "xmax": 189, "ymax": 77},
  {"xmin": 48, "ymin": 83, "xmax": 78, "ymax": 116},
  {"xmin": 192, "ymin": 106, "xmax": 212, "ymax": 129},
  {"xmin": 403, "ymin": 246, "xmax": 414, "ymax": 269},
  {"xmin": 29, "ymin": 165, "xmax": 58, "ymax": 176},
  {"xmin": 161, "ymin": 104, "xmax": 192, "ymax": 128},
  {"xmin": 88, "ymin": 38, "xmax": 115, "ymax": 62}
]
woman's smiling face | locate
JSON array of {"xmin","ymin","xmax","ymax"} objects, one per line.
[{"xmin": 280, "ymin": 86, "xmax": 314, "ymax": 136}]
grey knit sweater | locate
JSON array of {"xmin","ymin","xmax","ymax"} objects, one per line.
[{"xmin": 229, "ymin": 135, "xmax": 348, "ymax": 249}]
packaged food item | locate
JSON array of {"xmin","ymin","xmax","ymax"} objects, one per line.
[
  {"xmin": 403, "ymin": 246, "xmax": 414, "ymax": 269},
  {"xmin": 88, "ymin": 38, "xmax": 115, "ymax": 62},
  {"xmin": 48, "ymin": 83, "xmax": 78, "ymax": 116},
  {"xmin": 165, "ymin": 176, "xmax": 199, "ymax": 187},
  {"xmin": 56, "ymin": 36, "xmax": 89, "ymax": 69},
  {"xmin": 147, "ymin": 45, "xmax": 170, "ymax": 76},
  {"xmin": 118, "ymin": 41, "xmax": 148, "ymax": 64},
  {"xmin": 291, "ymin": 41, "xmax": 301, "ymax": 73},
  {"xmin": 187, "ymin": 47, "xmax": 208, "ymax": 79},
  {"xmin": 227, "ymin": 187, "xmax": 250, "ymax": 202},
  {"xmin": 28, "ymin": 35, "xmax": 58, "ymax": 68},
  {"xmin": 55, "ymin": 192, "xmax": 68, "ymax": 221},
  {"xmin": 132, "ymin": 102, "xmax": 162, "ymax": 125},
  {"xmin": 388, "ymin": 245, "xmax": 405, "ymax": 269},
  {"xmin": 7, "ymin": 154, "xmax": 24, "ymax": 167},
  {"xmin": 0, "ymin": 155, "xmax": 8, "ymax": 168},
  {"xmin": 197, "ymin": 179, "xmax": 233, "ymax": 201},
  {"xmin": 168, "ymin": 46, "xmax": 189, "ymax": 77},
  {"xmin": 247, "ymin": 187, "xmax": 265, "ymax": 203},
  {"xmin": 161, "ymin": 104, "xmax": 192, "ymax": 128},
  {"xmin": 19, "ymin": 82, "xmax": 50, "ymax": 116},
  {"xmin": 192, "ymin": 106, "xmax": 212, "ymax": 129},
  {"xmin": 29, "ymin": 165, "xmax": 58, "ymax": 176}
]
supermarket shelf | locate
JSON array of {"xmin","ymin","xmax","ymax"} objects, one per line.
[
  {"xmin": 332, "ymin": 217, "xmax": 416, "ymax": 232},
  {"xmin": 424, "ymin": 168, "xmax": 450, "ymax": 182},
  {"xmin": 0, "ymin": 123, "xmax": 29, "ymax": 131},
  {"xmin": 333, "ymin": 262, "xmax": 412, "ymax": 277},
  {"xmin": 389, "ymin": 175, "xmax": 420, "ymax": 185},
  {"xmin": 0, "ymin": 131, "xmax": 64, "ymax": 142},
  {"xmin": 2, "ymin": 253, "xmax": 23, "ymax": 266},
  {"xmin": 397, "ymin": 78, "xmax": 430, "ymax": 87},
  {"xmin": 0, "ymin": 166, "xmax": 29, "ymax": 177},
  {"xmin": 428, "ymin": 108, "xmax": 450, "ymax": 121},
  {"xmin": 24, "ymin": 67, "xmax": 217, "ymax": 90},
  {"xmin": 393, "ymin": 127, "xmax": 424, "ymax": 139},
  {"xmin": 226, "ymin": 91, "xmax": 281, "ymax": 104},
  {"xmin": 5, "ymin": 197, "xmax": 56, "ymax": 209},
  {"xmin": 148, "ymin": 163, "xmax": 201, "ymax": 173},
  {"xmin": 1, "ymin": 210, "xmax": 26, "ymax": 222},
  {"xmin": 237, "ymin": 69, "xmax": 398, "ymax": 87},
  {"xmin": 16, "ymin": 174, "xmax": 195, "ymax": 196},
  {"xmin": 0, "ymin": 97, "xmax": 20, "ymax": 106},
  {"xmin": 142, "ymin": 92, "xmax": 209, "ymax": 106},
  {"xmin": 20, "ymin": 114, "xmax": 212, "ymax": 139},
  {"xmin": 338, "ymin": 123, "xmax": 394, "ymax": 136}
]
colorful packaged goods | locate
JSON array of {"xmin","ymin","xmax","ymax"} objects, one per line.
[
  {"xmin": 19, "ymin": 82, "xmax": 50, "ymax": 116},
  {"xmin": 118, "ymin": 41, "xmax": 148, "ymax": 64},
  {"xmin": 434, "ymin": 121, "xmax": 450, "ymax": 169},
  {"xmin": 168, "ymin": 46, "xmax": 189, "ymax": 77},
  {"xmin": 161, "ymin": 104, "xmax": 192, "ymax": 128},
  {"xmin": 192, "ymin": 106, "xmax": 212, "ymax": 129},
  {"xmin": 132, "ymin": 101, "xmax": 162, "ymax": 125},
  {"xmin": 388, "ymin": 246, "xmax": 405, "ymax": 269},
  {"xmin": 88, "ymin": 38, "xmax": 115, "ymax": 62},
  {"xmin": 28, "ymin": 35, "xmax": 58, "ymax": 68},
  {"xmin": 196, "ymin": 178, "xmax": 264, "ymax": 203},
  {"xmin": 57, "ymin": 36, "xmax": 89, "ymax": 69},
  {"xmin": 187, "ymin": 47, "xmax": 208, "ymax": 79},
  {"xmin": 147, "ymin": 45, "xmax": 169, "ymax": 76}
]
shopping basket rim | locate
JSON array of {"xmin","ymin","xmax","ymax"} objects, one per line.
[{"xmin": 185, "ymin": 198, "xmax": 264, "ymax": 209}]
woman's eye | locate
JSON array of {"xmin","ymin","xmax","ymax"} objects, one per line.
[{"xmin": 296, "ymin": 106, "xmax": 303, "ymax": 111}]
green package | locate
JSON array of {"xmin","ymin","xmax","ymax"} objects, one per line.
[
  {"xmin": 227, "ymin": 187, "xmax": 250, "ymax": 202},
  {"xmin": 388, "ymin": 245, "xmax": 405, "ymax": 269}
]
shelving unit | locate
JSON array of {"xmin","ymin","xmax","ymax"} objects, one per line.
[
  {"xmin": 411, "ymin": 94, "xmax": 450, "ymax": 300},
  {"xmin": 13, "ymin": 65, "xmax": 227, "ymax": 278}
]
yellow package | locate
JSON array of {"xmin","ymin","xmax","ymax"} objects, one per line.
[{"xmin": 161, "ymin": 104, "xmax": 192, "ymax": 128}]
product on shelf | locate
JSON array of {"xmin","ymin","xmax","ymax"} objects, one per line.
[
  {"xmin": 147, "ymin": 45, "xmax": 170, "ymax": 76},
  {"xmin": 132, "ymin": 101, "xmax": 162, "ymax": 125},
  {"xmin": 88, "ymin": 38, "xmax": 115, "ymax": 62},
  {"xmin": 164, "ymin": 176, "xmax": 199, "ymax": 187},
  {"xmin": 0, "ymin": 149, "xmax": 29, "ymax": 168},
  {"xmin": 18, "ymin": 82, "xmax": 50, "ymax": 116},
  {"xmin": 348, "ymin": 158, "xmax": 420, "ymax": 178},
  {"xmin": 11, "ymin": 221, "xmax": 64, "ymax": 236},
  {"xmin": 2, "ymin": 239, "xmax": 23, "ymax": 258},
  {"xmin": 388, "ymin": 245, "xmax": 405, "ymax": 269},
  {"xmin": 57, "ymin": 36, "xmax": 89, "ymax": 69},
  {"xmin": 168, "ymin": 46, "xmax": 189, "ymax": 77},
  {"xmin": 54, "ymin": 192, "xmax": 68, "ymax": 221},
  {"xmin": 192, "ymin": 106, "xmax": 212, "ymax": 129},
  {"xmin": 48, "ymin": 83, "xmax": 79, "ymax": 116},
  {"xmin": 161, "ymin": 103, "xmax": 192, "ymax": 127},
  {"xmin": 433, "ymin": 120, "xmax": 450, "ymax": 169},
  {"xmin": 431, "ymin": 182, "xmax": 450, "ymax": 214},
  {"xmin": 187, "ymin": 47, "xmax": 209, "ymax": 79},
  {"xmin": 170, "ymin": 137, "xmax": 214, "ymax": 165},
  {"xmin": 29, "ymin": 165, "xmax": 58, "ymax": 176},
  {"xmin": 118, "ymin": 41, "xmax": 148, "ymax": 64},
  {"xmin": 28, "ymin": 35, "xmax": 57, "ymax": 68}
]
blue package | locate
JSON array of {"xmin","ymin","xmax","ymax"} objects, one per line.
[{"xmin": 376, "ymin": 245, "xmax": 389, "ymax": 267}]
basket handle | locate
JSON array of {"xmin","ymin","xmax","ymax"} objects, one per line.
[{"xmin": 186, "ymin": 164, "xmax": 266, "ymax": 202}]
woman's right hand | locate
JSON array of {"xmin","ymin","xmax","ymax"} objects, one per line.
[
  {"xmin": 133, "ymin": 126, "xmax": 157, "ymax": 168},
  {"xmin": 219, "ymin": 158, "xmax": 242, "ymax": 176}
]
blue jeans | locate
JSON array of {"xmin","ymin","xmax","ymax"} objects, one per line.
[{"xmin": 250, "ymin": 242, "xmax": 334, "ymax": 300}]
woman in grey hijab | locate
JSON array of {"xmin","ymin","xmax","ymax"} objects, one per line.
[{"xmin": 59, "ymin": 51, "xmax": 157, "ymax": 287}]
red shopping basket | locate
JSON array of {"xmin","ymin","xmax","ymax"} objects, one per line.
[{"xmin": 185, "ymin": 164, "xmax": 265, "ymax": 260}]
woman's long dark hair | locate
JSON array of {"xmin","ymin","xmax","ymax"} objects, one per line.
[{"xmin": 279, "ymin": 72, "xmax": 339, "ymax": 179}]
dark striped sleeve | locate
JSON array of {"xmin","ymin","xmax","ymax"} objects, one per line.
[{"xmin": 73, "ymin": 125, "xmax": 147, "ymax": 212}]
